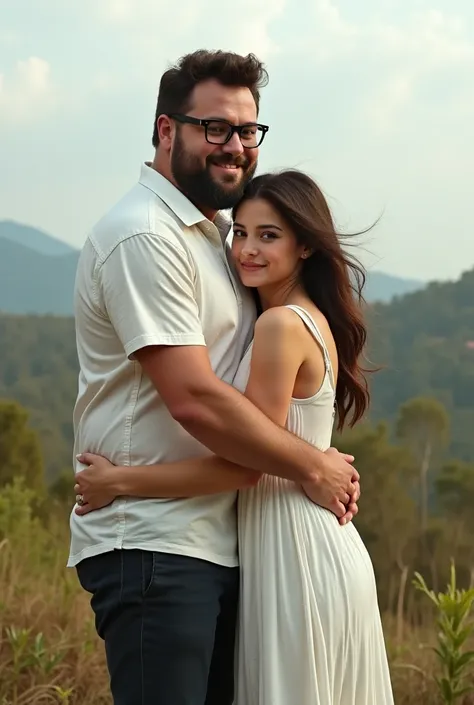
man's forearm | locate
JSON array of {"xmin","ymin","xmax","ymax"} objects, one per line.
[{"xmin": 173, "ymin": 381, "xmax": 326, "ymax": 484}]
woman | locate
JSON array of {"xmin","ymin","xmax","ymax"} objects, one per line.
[{"xmin": 74, "ymin": 170, "xmax": 394, "ymax": 704}]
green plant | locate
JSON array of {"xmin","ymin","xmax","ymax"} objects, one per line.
[
  {"xmin": 54, "ymin": 685, "xmax": 74, "ymax": 703},
  {"xmin": 413, "ymin": 562, "xmax": 474, "ymax": 704}
]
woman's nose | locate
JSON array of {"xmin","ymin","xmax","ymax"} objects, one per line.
[{"xmin": 241, "ymin": 241, "xmax": 259, "ymax": 256}]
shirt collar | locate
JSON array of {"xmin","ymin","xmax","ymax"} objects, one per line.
[
  {"xmin": 214, "ymin": 210, "xmax": 233, "ymax": 243},
  {"xmin": 139, "ymin": 162, "xmax": 207, "ymax": 228},
  {"xmin": 139, "ymin": 163, "xmax": 232, "ymax": 246}
]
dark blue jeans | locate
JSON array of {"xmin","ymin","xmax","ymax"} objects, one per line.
[{"xmin": 76, "ymin": 549, "xmax": 239, "ymax": 705}]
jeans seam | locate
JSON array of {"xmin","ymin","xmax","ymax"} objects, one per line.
[
  {"xmin": 143, "ymin": 552, "xmax": 155, "ymax": 597},
  {"xmin": 119, "ymin": 550, "xmax": 124, "ymax": 606},
  {"xmin": 141, "ymin": 553, "xmax": 146, "ymax": 705}
]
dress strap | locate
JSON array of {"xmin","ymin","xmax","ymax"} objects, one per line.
[{"xmin": 285, "ymin": 305, "xmax": 336, "ymax": 390}]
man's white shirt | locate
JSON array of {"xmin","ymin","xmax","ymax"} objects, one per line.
[{"xmin": 68, "ymin": 163, "xmax": 256, "ymax": 568}]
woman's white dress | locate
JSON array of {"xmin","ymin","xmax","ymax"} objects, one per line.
[{"xmin": 233, "ymin": 305, "xmax": 394, "ymax": 705}]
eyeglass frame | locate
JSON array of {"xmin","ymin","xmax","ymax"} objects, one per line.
[{"xmin": 168, "ymin": 113, "xmax": 269, "ymax": 148}]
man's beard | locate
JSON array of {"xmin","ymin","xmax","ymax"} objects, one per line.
[{"xmin": 171, "ymin": 130, "xmax": 257, "ymax": 211}]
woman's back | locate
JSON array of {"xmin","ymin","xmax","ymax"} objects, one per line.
[{"xmin": 284, "ymin": 303, "xmax": 337, "ymax": 452}]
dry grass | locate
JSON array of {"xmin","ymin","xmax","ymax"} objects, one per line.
[
  {"xmin": 0, "ymin": 481, "xmax": 471, "ymax": 704},
  {"xmin": 0, "ymin": 481, "xmax": 110, "ymax": 704}
]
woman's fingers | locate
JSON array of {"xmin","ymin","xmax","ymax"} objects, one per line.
[
  {"xmin": 76, "ymin": 452, "xmax": 97, "ymax": 465},
  {"xmin": 75, "ymin": 503, "xmax": 93, "ymax": 516}
]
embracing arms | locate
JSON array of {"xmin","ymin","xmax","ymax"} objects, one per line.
[{"xmin": 75, "ymin": 299, "xmax": 358, "ymax": 521}]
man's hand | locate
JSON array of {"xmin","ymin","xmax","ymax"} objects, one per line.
[
  {"xmin": 339, "ymin": 476, "xmax": 360, "ymax": 526},
  {"xmin": 302, "ymin": 447, "xmax": 360, "ymax": 525}
]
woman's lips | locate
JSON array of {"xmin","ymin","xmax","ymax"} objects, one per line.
[{"xmin": 240, "ymin": 262, "xmax": 266, "ymax": 270}]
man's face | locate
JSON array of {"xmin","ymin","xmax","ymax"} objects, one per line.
[{"xmin": 170, "ymin": 79, "xmax": 260, "ymax": 212}]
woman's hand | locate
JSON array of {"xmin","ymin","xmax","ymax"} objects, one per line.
[{"xmin": 74, "ymin": 452, "xmax": 120, "ymax": 516}]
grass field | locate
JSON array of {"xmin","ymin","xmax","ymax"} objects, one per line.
[{"xmin": 0, "ymin": 481, "xmax": 468, "ymax": 705}]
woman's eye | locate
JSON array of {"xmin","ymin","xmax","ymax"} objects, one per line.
[
  {"xmin": 261, "ymin": 231, "xmax": 277, "ymax": 240},
  {"xmin": 233, "ymin": 230, "xmax": 246, "ymax": 238}
]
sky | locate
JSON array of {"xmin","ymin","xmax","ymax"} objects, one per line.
[{"xmin": 0, "ymin": 0, "xmax": 473, "ymax": 282}]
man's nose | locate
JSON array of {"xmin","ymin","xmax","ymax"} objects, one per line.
[{"xmin": 221, "ymin": 131, "xmax": 244, "ymax": 156}]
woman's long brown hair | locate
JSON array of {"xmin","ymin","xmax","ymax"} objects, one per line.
[{"xmin": 233, "ymin": 169, "xmax": 370, "ymax": 430}]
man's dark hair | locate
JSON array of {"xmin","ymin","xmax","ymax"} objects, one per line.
[{"xmin": 152, "ymin": 49, "xmax": 268, "ymax": 147}]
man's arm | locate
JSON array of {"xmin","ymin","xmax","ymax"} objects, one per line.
[{"xmin": 100, "ymin": 233, "xmax": 357, "ymax": 515}]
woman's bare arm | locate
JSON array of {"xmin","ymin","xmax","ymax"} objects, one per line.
[{"xmin": 74, "ymin": 452, "xmax": 260, "ymax": 513}]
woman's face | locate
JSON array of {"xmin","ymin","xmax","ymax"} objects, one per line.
[{"xmin": 231, "ymin": 198, "xmax": 309, "ymax": 293}]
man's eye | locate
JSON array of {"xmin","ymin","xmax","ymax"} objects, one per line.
[{"xmin": 208, "ymin": 124, "xmax": 227, "ymax": 135}]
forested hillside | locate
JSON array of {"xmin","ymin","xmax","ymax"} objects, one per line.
[
  {"xmin": 368, "ymin": 268, "xmax": 474, "ymax": 460},
  {"xmin": 1, "ymin": 268, "xmax": 473, "ymax": 481}
]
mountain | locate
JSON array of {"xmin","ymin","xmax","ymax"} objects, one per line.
[
  {"xmin": 0, "ymin": 221, "xmax": 425, "ymax": 314},
  {"xmin": 363, "ymin": 271, "xmax": 424, "ymax": 302},
  {"xmin": 0, "ymin": 238, "xmax": 79, "ymax": 315},
  {"xmin": 0, "ymin": 220, "xmax": 77, "ymax": 256}
]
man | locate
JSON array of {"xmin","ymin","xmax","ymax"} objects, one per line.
[{"xmin": 69, "ymin": 50, "xmax": 359, "ymax": 705}]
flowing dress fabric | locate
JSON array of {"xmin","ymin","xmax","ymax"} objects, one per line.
[{"xmin": 234, "ymin": 305, "xmax": 394, "ymax": 705}]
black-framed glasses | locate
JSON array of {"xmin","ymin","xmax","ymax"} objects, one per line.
[{"xmin": 169, "ymin": 113, "xmax": 269, "ymax": 148}]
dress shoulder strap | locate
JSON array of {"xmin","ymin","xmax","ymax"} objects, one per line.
[{"xmin": 285, "ymin": 304, "xmax": 336, "ymax": 390}]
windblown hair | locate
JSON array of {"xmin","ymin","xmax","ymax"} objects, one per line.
[
  {"xmin": 152, "ymin": 50, "xmax": 268, "ymax": 147},
  {"xmin": 234, "ymin": 170, "xmax": 371, "ymax": 430}
]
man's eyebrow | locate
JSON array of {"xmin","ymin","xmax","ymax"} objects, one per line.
[{"xmin": 206, "ymin": 117, "xmax": 258, "ymax": 124}]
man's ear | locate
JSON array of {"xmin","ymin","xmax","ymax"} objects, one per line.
[{"xmin": 156, "ymin": 114, "xmax": 174, "ymax": 151}]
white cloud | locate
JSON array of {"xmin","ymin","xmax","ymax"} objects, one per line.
[
  {"xmin": 366, "ymin": 73, "xmax": 415, "ymax": 134},
  {"xmin": 0, "ymin": 57, "xmax": 56, "ymax": 125},
  {"xmin": 302, "ymin": 1, "xmax": 474, "ymax": 66},
  {"xmin": 314, "ymin": 0, "xmax": 357, "ymax": 37},
  {"xmin": 371, "ymin": 10, "xmax": 474, "ymax": 66},
  {"xmin": 0, "ymin": 29, "xmax": 21, "ymax": 47},
  {"xmin": 224, "ymin": 0, "xmax": 287, "ymax": 58},
  {"xmin": 365, "ymin": 10, "xmax": 474, "ymax": 130},
  {"xmin": 87, "ymin": 0, "xmax": 286, "ymax": 62}
]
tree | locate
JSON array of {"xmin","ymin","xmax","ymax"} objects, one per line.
[
  {"xmin": 436, "ymin": 460, "xmax": 474, "ymax": 523},
  {"xmin": 436, "ymin": 460, "xmax": 474, "ymax": 585},
  {"xmin": 396, "ymin": 397, "xmax": 449, "ymax": 539},
  {"xmin": 336, "ymin": 421, "xmax": 418, "ymax": 627},
  {"xmin": 0, "ymin": 398, "xmax": 44, "ymax": 492}
]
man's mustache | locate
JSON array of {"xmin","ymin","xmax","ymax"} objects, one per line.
[{"xmin": 208, "ymin": 155, "xmax": 250, "ymax": 169}]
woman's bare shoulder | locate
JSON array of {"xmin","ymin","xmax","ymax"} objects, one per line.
[{"xmin": 254, "ymin": 305, "xmax": 309, "ymax": 341}]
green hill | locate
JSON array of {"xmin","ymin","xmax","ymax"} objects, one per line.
[
  {"xmin": 0, "ymin": 238, "xmax": 79, "ymax": 315},
  {"xmin": 368, "ymin": 269, "xmax": 474, "ymax": 460}
]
